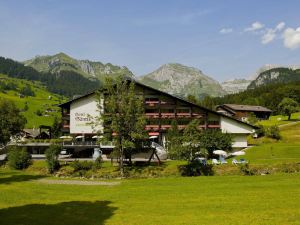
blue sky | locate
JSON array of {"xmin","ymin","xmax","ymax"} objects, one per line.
[{"xmin": 0, "ymin": 0, "xmax": 300, "ymax": 81}]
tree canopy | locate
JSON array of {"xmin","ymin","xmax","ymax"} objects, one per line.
[
  {"xmin": 277, "ymin": 98, "xmax": 299, "ymax": 120},
  {"xmin": 96, "ymin": 76, "xmax": 147, "ymax": 176},
  {"xmin": 0, "ymin": 99, "xmax": 26, "ymax": 146}
]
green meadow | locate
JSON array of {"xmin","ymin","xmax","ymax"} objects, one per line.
[
  {"xmin": 0, "ymin": 170, "xmax": 299, "ymax": 225},
  {"xmin": 0, "ymin": 74, "xmax": 65, "ymax": 128},
  {"xmin": 257, "ymin": 112, "xmax": 300, "ymax": 127},
  {"xmin": 1, "ymin": 122, "xmax": 300, "ymax": 224}
]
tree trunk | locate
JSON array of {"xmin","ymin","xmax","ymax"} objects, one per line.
[
  {"xmin": 119, "ymin": 146, "xmax": 124, "ymax": 177},
  {"xmin": 288, "ymin": 114, "xmax": 291, "ymax": 120}
]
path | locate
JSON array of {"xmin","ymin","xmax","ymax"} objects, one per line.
[
  {"xmin": 278, "ymin": 121, "xmax": 300, "ymax": 128},
  {"xmin": 37, "ymin": 179, "xmax": 121, "ymax": 186}
]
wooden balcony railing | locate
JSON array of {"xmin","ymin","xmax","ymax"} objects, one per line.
[
  {"xmin": 160, "ymin": 125, "xmax": 171, "ymax": 130},
  {"xmin": 161, "ymin": 113, "xmax": 175, "ymax": 118},
  {"xmin": 176, "ymin": 112, "xmax": 191, "ymax": 117},
  {"xmin": 145, "ymin": 125, "xmax": 159, "ymax": 131},
  {"xmin": 145, "ymin": 113, "xmax": 160, "ymax": 118}
]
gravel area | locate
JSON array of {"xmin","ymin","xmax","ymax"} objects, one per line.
[{"xmin": 37, "ymin": 179, "xmax": 121, "ymax": 186}]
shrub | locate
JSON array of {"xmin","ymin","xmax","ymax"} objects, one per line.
[
  {"xmin": 7, "ymin": 146, "xmax": 31, "ymax": 169},
  {"xmin": 178, "ymin": 160, "xmax": 214, "ymax": 176},
  {"xmin": 255, "ymin": 125, "xmax": 265, "ymax": 138},
  {"xmin": 71, "ymin": 160, "xmax": 94, "ymax": 172},
  {"xmin": 239, "ymin": 164, "xmax": 255, "ymax": 176},
  {"xmin": 93, "ymin": 156, "xmax": 103, "ymax": 170},
  {"xmin": 265, "ymin": 125, "xmax": 281, "ymax": 140},
  {"xmin": 45, "ymin": 145, "xmax": 61, "ymax": 173}
]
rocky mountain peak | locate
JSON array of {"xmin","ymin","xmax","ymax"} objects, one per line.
[{"xmin": 138, "ymin": 63, "xmax": 226, "ymax": 98}]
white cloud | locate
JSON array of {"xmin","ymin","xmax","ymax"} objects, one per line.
[
  {"xmin": 275, "ymin": 22, "xmax": 285, "ymax": 31},
  {"xmin": 219, "ymin": 28, "xmax": 233, "ymax": 34},
  {"xmin": 261, "ymin": 22, "xmax": 286, "ymax": 44},
  {"xmin": 244, "ymin": 21, "xmax": 264, "ymax": 32},
  {"xmin": 262, "ymin": 29, "xmax": 276, "ymax": 44},
  {"xmin": 283, "ymin": 27, "xmax": 300, "ymax": 49}
]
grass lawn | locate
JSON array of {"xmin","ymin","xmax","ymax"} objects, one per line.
[
  {"xmin": 257, "ymin": 112, "xmax": 300, "ymax": 127},
  {"xmin": 238, "ymin": 122, "xmax": 300, "ymax": 165},
  {"xmin": 0, "ymin": 169, "xmax": 299, "ymax": 225},
  {"xmin": 0, "ymin": 74, "xmax": 65, "ymax": 128}
]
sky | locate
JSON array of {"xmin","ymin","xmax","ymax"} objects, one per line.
[{"xmin": 0, "ymin": 0, "xmax": 300, "ymax": 82}]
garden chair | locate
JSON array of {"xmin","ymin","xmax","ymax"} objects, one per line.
[
  {"xmin": 200, "ymin": 159, "xmax": 207, "ymax": 166},
  {"xmin": 220, "ymin": 157, "xmax": 228, "ymax": 164},
  {"xmin": 212, "ymin": 159, "xmax": 220, "ymax": 165},
  {"xmin": 232, "ymin": 159, "xmax": 240, "ymax": 165},
  {"xmin": 240, "ymin": 158, "xmax": 248, "ymax": 164}
]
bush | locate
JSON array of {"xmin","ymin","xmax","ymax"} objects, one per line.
[
  {"xmin": 239, "ymin": 164, "xmax": 255, "ymax": 176},
  {"xmin": 7, "ymin": 146, "xmax": 31, "ymax": 169},
  {"xmin": 178, "ymin": 160, "xmax": 214, "ymax": 176},
  {"xmin": 45, "ymin": 145, "xmax": 61, "ymax": 173},
  {"xmin": 71, "ymin": 160, "xmax": 94, "ymax": 172},
  {"xmin": 265, "ymin": 125, "xmax": 281, "ymax": 140},
  {"xmin": 93, "ymin": 156, "xmax": 103, "ymax": 170}
]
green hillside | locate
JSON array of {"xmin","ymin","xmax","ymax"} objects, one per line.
[
  {"xmin": 248, "ymin": 67, "xmax": 300, "ymax": 89},
  {"xmin": 237, "ymin": 122, "xmax": 300, "ymax": 165},
  {"xmin": 0, "ymin": 74, "xmax": 65, "ymax": 128},
  {"xmin": 214, "ymin": 81, "xmax": 300, "ymax": 112},
  {"xmin": 24, "ymin": 52, "xmax": 133, "ymax": 83}
]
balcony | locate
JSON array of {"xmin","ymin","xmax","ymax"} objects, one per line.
[
  {"xmin": 178, "ymin": 125, "xmax": 187, "ymax": 129},
  {"xmin": 176, "ymin": 112, "xmax": 191, "ymax": 117},
  {"xmin": 161, "ymin": 113, "xmax": 175, "ymax": 118},
  {"xmin": 145, "ymin": 125, "xmax": 159, "ymax": 131},
  {"xmin": 145, "ymin": 113, "xmax": 160, "ymax": 118},
  {"xmin": 160, "ymin": 125, "xmax": 171, "ymax": 130},
  {"xmin": 160, "ymin": 101, "xmax": 175, "ymax": 105},
  {"xmin": 145, "ymin": 101, "xmax": 159, "ymax": 106},
  {"xmin": 63, "ymin": 124, "xmax": 70, "ymax": 128}
]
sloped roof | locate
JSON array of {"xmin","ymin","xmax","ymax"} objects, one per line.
[
  {"xmin": 223, "ymin": 104, "xmax": 272, "ymax": 112},
  {"xmin": 58, "ymin": 78, "xmax": 258, "ymax": 129}
]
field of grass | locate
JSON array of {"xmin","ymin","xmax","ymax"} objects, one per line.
[
  {"xmin": 0, "ymin": 169, "xmax": 299, "ymax": 225},
  {"xmin": 0, "ymin": 74, "xmax": 65, "ymax": 128},
  {"xmin": 238, "ymin": 122, "xmax": 300, "ymax": 165},
  {"xmin": 257, "ymin": 112, "xmax": 300, "ymax": 127}
]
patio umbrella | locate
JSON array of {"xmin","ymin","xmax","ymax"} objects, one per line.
[
  {"xmin": 92, "ymin": 135, "xmax": 103, "ymax": 139},
  {"xmin": 213, "ymin": 150, "xmax": 227, "ymax": 156},
  {"xmin": 149, "ymin": 136, "xmax": 158, "ymax": 139},
  {"xmin": 75, "ymin": 135, "xmax": 84, "ymax": 139},
  {"xmin": 59, "ymin": 136, "xmax": 73, "ymax": 139},
  {"xmin": 231, "ymin": 151, "xmax": 245, "ymax": 156}
]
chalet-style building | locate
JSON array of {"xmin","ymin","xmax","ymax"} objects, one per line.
[
  {"xmin": 216, "ymin": 104, "xmax": 272, "ymax": 122},
  {"xmin": 59, "ymin": 80, "xmax": 257, "ymax": 152}
]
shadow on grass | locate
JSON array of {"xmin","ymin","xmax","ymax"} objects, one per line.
[
  {"xmin": 0, "ymin": 173, "xmax": 45, "ymax": 185},
  {"xmin": 0, "ymin": 200, "xmax": 117, "ymax": 225}
]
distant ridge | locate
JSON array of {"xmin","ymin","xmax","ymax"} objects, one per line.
[
  {"xmin": 24, "ymin": 52, "xmax": 134, "ymax": 82},
  {"xmin": 139, "ymin": 63, "xmax": 226, "ymax": 99}
]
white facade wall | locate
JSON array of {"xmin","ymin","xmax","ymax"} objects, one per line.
[
  {"xmin": 220, "ymin": 116, "xmax": 254, "ymax": 134},
  {"xmin": 220, "ymin": 116, "xmax": 255, "ymax": 148},
  {"xmin": 70, "ymin": 94, "xmax": 103, "ymax": 134},
  {"xmin": 232, "ymin": 134, "xmax": 248, "ymax": 148}
]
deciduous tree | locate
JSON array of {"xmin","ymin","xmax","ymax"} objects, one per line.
[
  {"xmin": 96, "ymin": 76, "xmax": 147, "ymax": 176},
  {"xmin": 0, "ymin": 99, "xmax": 26, "ymax": 146},
  {"xmin": 278, "ymin": 98, "xmax": 299, "ymax": 120}
]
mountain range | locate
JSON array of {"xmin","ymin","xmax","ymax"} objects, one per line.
[
  {"xmin": 1, "ymin": 52, "xmax": 299, "ymax": 100},
  {"xmin": 138, "ymin": 63, "xmax": 226, "ymax": 98},
  {"xmin": 24, "ymin": 52, "xmax": 133, "ymax": 83}
]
